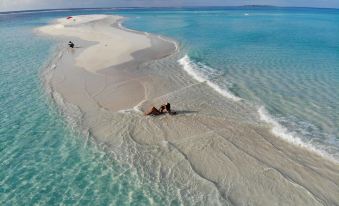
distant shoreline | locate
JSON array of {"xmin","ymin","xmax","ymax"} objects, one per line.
[{"xmin": 1, "ymin": 5, "xmax": 338, "ymax": 15}]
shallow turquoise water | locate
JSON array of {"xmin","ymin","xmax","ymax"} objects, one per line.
[
  {"xmin": 1, "ymin": 7, "xmax": 338, "ymax": 205},
  {"xmin": 0, "ymin": 11, "xmax": 180, "ymax": 205},
  {"xmin": 124, "ymin": 8, "xmax": 339, "ymax": 159}
]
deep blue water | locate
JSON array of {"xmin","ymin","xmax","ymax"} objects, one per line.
[{"xmin": 0, "ymin": 7, "xmax": 338, "ymax": 205}]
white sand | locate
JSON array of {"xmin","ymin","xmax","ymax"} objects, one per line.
[
  {"xmin": 39, "ymin": 15, "xmax": 152, "ymax": 73},
  {"xmin": 39, "ymin": 15, "xmax": 339, "ymax": 205}
]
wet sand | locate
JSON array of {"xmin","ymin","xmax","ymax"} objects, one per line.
[{"xmin": 38, "ymin": 15, "xmax": 339, "ymax": 205}]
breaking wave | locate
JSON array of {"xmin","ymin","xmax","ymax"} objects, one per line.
[
  {"xmin": 179, "ymin": 54, "xmax": 338, "ymax": 163},
  {"xmin": 178, "ymin": 55, "xmax": 241, "ymax": 101}
]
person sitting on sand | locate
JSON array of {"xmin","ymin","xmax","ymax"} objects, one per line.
[
  {"xmin": 160, "ymin": 103, "xmax": 172, "ymax": 114},
  {"xmin": 145, "ymin": 106, "xmax": 163, "ymax": 116},
  {"xmin": 145, "ymin": 103, "xmax": 176, "ymax": 116},
  {"xmin": 68, "ymin": 41, "xmax": 75, "ymax": 48}
]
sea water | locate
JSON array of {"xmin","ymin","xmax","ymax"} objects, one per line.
[
  {"xmin": 0, "ymin": 11, "xmax": 181, "ymax": 205},
  {"xmin": 123, "ymin": 8, "xmax": 339, "ymax": 160},
  {"xmin": 1, "ymin": 7, "xmax": 338, "ymax": 205}
]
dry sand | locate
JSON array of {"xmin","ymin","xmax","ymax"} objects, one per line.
[
  {"xmin": 38, "ymin": 15, "xmax": 339, "ymax": 205},
  {"xmin": 40, "ymin": 15, "xmax": 155, "ymax": 73}
]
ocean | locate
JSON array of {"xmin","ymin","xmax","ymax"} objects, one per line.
[
  {"xmin": 123, "ymin": 8, "xmax": 339, "ymax": 160},
  {"xmin": 0, "ymin": 7, "xmax": 338, "ymax": 205}
]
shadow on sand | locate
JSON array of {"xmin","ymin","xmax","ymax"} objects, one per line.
[{"xmin": 173, "ymin": 110, "xmax": 198, "ymax": 115}]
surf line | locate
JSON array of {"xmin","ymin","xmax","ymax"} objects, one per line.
[
  {"xmin": 258, "ymin": 106, "xmax": 338, "ymax": 163},
  {"xmin": 178, "ymin": 55, "xmax": 242, "ymax": 102},
  {"xmin": 178, "ymin": 54, "xmax": 338, "ymax": 163}
]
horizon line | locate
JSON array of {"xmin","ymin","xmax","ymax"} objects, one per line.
[{"xmin": 1, "ymin": 5, "xmax": 338, "ymax": 14}]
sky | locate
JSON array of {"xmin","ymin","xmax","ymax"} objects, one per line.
[{"xmin": 0, "ymin": 0, "xmax": 339, "ymax": 12}]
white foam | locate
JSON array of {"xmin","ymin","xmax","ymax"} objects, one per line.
[
  {"xmin": 51, "ymin": 64, "xmax": 56, "ymax": 70},
  {"xmin": 158, "ymin": 35, "xmax": 179, "ymax": 52},
  {"xmin": 178, "ymin": 55, "xmax": 241, "ymax": 101},
  {"xmin": 178, "ymin": 54, "xmax": 337, "ymax": 163},
  {"xmin": 117, "ymin": 100, "xmax": 145, "ymax": 115},
  {"xmin": 117, "ymin": 19, "xmax": 138, "ymax": 34},
  {"xmin": 117, "ymin": 109, "xmax": 133, "ymax": 114},
  {"xmin": 133, "ymin": 100, "xmax": 146, "ymax": 113},
  {"xmin": 258, "ymin": 106, "xmax": 338, "ymax": 163}
]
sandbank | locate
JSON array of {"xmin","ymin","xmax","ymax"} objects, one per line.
[{"xmin": 38, "ymin": 15, "xmax": 339, "ymax": 205}]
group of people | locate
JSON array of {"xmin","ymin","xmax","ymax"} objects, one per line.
[{"xmin": 145, "ymin": 103, "xmax": 176, "ymax": 116}]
